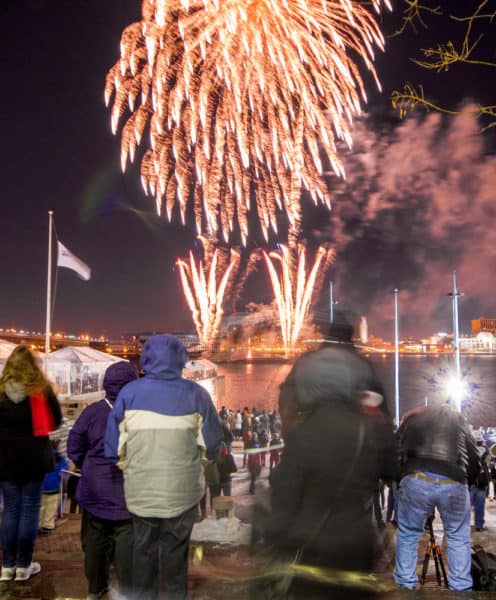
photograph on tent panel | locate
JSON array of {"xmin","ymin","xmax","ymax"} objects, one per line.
[
  {"xmin": 45, "ymin": 346, "xmax": 124, "ymax": 397},
  {"xmin": 0, "ymin": 340, "xmax": 18, "ymax": 371}
]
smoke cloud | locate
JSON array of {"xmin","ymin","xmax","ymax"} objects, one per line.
[{"xmin": 312, "ymin": 107, "xmax": 496, "ymax": 339}]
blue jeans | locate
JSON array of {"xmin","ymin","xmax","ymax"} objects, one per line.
[
  {"xmin": 0, "ymin": 480, "xmax": 42, "ymax": 568},
  {"xmin": 470, "ymin": 486, "xmax": 487, "ymax": 529},
  {"xmin": 394, "ymin": 474, "xmax": 471, "ymax": 591}
]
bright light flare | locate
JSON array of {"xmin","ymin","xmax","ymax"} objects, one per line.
[
  {"xmin": 263, "ymin": 244, "xmax": 334, "ymax": 352},
  {"xmin": 444, "ymin": 374, "xmax": 469, "ymax": 412},
  {"xmin": 106, "ymin": 0, "xmax": 389, "ymax": 243}
]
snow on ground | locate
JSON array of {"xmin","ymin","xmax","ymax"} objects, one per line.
[{"xmin": 191, "ymin": 517, "xmax": 252, "ymax": 545}]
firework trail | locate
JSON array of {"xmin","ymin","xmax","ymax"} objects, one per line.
[
  {"xmin": 106, "ymin": 0, "xmax": 389, "ymax": 244},
  {"xmin": 264, "ymin": 244, "xmax": 334, "ymax": 352},
  {"xmin": 177, "ymin": 242, "xmax": 240, "ymax": 347},
  {"xmin": 229, "ymin": 249, "xmax": 263, "ymax": 313}
]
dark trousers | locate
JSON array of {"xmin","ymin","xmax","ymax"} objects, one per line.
[
  {"xmin": 249, "ymin": 471, "xmax": 258, "ymax": 494},
  {"xmin": 132, "ymin": 505, "xmax": 197, "ymax": 600},
  {"xmin": 211, "ymin": 480, "xmax": 232, "ymax": 498},
  {"xmin": 81, "ymin": 509, "xmax": 133, "ymax": 596},
  {"xmin": 372, "ymin": 490, "xmax": 385, "ymax": 526},
  {"xmin": 386, "ymin": 482, "xmax": 398, "ymax": 523},
  {"xmin": 199, "ymin": 481, "xmax": 232, "ymax": 517}
]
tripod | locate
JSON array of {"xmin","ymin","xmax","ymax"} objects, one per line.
[{"xmin": 420, "ymin": 516, "xmax": 448, "ymax": 588}]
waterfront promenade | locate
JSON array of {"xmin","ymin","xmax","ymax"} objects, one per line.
[{"xmin": 1, "ymin": 445, "xmax": 495, "ymax": 599}]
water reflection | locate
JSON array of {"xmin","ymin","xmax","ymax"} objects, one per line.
[
  {"xmin": 217, "ymin": 356, "xmax": 496, "ymax": 425},
  {"xmin": 217, "ymin": 362, "xmax": 292, "ymax": 411}
]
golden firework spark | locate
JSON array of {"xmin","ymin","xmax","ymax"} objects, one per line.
[
  {"xmin": 177, "ymin": 241, "xmax": 240, "ymax": 346},
  {"xmin": 264, "ymin": 244, "xmax": 334, "ymax": 352},
  {"xmin": 106, "ymin": 0, "xmax": 389, "ymax": 244}
]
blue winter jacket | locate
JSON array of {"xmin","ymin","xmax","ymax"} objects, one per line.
[{"xmin": 104, "ymin": 335, "xmax": 223, "ymax": 518}]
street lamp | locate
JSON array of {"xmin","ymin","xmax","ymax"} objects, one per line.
[{"xmin": 447, "ymin": 271, "xmax": 463, "ymax": 412}]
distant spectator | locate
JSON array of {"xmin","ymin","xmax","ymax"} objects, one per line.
[
  {"xmin": 247, "ymin": 433, "xmax": 262, "ymax": 495},
  {"xmin": 200, "ymin": 422, "xmax": 235, "ymax": 518},
  {"xmin": 269, "ymin": 433, "xmax": 282, "ymax": 474},
  {"xmin": 39, "ymin": 440, "xmax": 68, "ymax": 535},
  {"xmin": 234, "ymin": 410, "xmax": 243, "ymax": 438},
  {"xmin": 216, "ymin": 442, "xmax": 238, "ymax": 497},
  {"xmin": 242, "ymin": 408, "xmax": 253, "ymax": 468},
  {"xmin": 269, "ymin": 410, "xmax": 282, "ymax": 435},
  {"xmin": 470, "ymin": 433, "xmax": 490, "ymax": 532}
]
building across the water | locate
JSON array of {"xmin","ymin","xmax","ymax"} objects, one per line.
[
  {"xmin": 459, "ymin": 332, "xmax": 496, "ymax": 353},
  {"xmin": 472, "ymin": 317, "xmax": 496, "ymax": 337},
  {"xmin": 119, "ymin": 331, "xmax": 200, "ymax": 353}
]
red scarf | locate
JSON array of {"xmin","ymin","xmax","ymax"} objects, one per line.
[{"xmin": 29, "ymin": 392, "xmax": 55, "ymax": 437}]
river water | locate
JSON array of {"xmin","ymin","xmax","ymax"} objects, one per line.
[{"xmin": 217, "ymin": 355, "xmax": 496, "ymax": 426}]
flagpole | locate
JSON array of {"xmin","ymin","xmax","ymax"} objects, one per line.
[
  {"xmin": 44, "ymin": 211, "xmax": 54, "ymax": 368},
  {"xmin": 394, "ymin": 288, "xmax": 400, "ymax": 426}
]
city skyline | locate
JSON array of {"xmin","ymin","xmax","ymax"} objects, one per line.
[{"xmin": 1, "ymin": 307, "xmax": 495, "ymax": 345}]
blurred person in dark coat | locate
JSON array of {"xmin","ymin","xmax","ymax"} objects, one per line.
[
  {"xmin": 256, "ymin": 338, "xmax": 397, "ymax": 599},
  {"xmin": 67, "ymin": 361, "xmax": 138, "ymax": 600}
]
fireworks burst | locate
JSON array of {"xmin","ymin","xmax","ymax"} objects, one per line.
[
  {"xmin": 177, "ymin": 240, "xmax": 240, "ymax": 347},
  {"xmin": 264, "ymin": 244, "xmax": 334, "ymax": 352},
  {"xmin": 106, "ymin": 0, "xmax": 389, "ymax": 244}
]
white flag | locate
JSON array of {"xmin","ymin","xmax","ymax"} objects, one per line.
[{"xmin": 57, "ymin": 241, "xmax": 91, "ymax": 281}]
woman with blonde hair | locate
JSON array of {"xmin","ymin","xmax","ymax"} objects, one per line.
[{"xmin": 0, "ymin": 345, "xmax": 62, "ymax": 582}]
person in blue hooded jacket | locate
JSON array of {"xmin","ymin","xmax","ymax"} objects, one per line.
[{"xmin": 105, "ymin": 335, "xmax": 223, "ymax": 600}]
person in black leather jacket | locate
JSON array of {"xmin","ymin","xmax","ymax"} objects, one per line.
[{"xmin": 394, "ymin": 403, "xmax": 480, "ymax": 591}]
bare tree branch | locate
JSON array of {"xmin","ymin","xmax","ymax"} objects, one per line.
[{"xmin": 391, "ymin": 0, "xmax": 496, "ymax": 129}]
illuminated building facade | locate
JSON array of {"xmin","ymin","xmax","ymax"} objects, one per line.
[{"xmin": 472, "ymin": 318, "xmax": 496, "ymax": 336}]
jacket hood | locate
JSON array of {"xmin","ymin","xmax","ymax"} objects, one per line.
[
  {"xmin": 140, "ymin": 335, "xmax": 188, "ymax": 379},
  {"xmin": 4, "ymin": 380, "xmax": 28, "ymax": 404},
  {"xmin": 103, "ymin": 361, "xmax": 138, "ymax": 403}
]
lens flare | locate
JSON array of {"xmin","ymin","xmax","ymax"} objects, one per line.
[
  {"xmin": 263, "ymin": 244, "xmax": 334, "ymax": 352},
  {"xmin": 106, "ymin": 0, "xmax": 388, "ymax": 243},
  {"xmin": 177, "ymin": 241, "xmax": 240, "ymax": 346}
]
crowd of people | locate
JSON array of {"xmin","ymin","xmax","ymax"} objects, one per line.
[
  {"xmin": 0, "ymin": 334, "xmax": 493, "ymax": 599},
  {"xmin": 215, "ymin": 405, "xmax": 283, "ymax": 494}
]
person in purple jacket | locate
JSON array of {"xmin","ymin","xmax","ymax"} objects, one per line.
[{"xmin": 67, "ymin": 361, "xmax": 138, "ymax": 600}]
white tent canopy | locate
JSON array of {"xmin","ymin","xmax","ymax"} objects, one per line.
[
  {"xmin": 47, "ymin": 346, "xmax": 125, "ymax": 398},
  {"xmin": 0, "ymin": 339, "xmax": 17, "ymax": 361},
  {"xmin": 49, "ymin": 346, "xmax": 123, "ymax": 364}
]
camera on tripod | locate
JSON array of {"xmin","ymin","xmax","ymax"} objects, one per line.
[{"xmin": 420, "ymin": 514, "xmax": 448, "ymax": 588}]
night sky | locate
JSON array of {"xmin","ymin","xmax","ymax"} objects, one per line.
[{"xmin": 1, "ymin": 0, "xmax": 495, "ymax": 340}]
